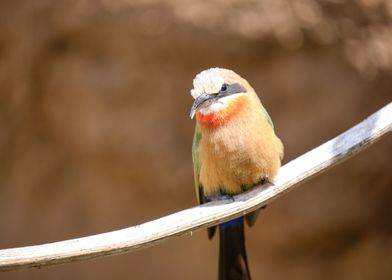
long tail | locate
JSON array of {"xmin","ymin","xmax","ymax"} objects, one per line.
[{"xmin": 218, "ymin": 217, "xmax": 251, "ymax": 280}]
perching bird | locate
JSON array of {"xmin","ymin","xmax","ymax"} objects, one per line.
[{"xmin": 190, "ymin": 68, "xmax": 284, "ymax": 280}]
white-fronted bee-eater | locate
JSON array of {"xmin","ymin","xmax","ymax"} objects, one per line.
[{"xmin": 190, "ymin": 68, "xmax": 284, "ymax": 280}]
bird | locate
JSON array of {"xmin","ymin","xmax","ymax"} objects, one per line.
[{"xmin": 190, "ymin": 68, "xmax": 284, "ymax": 280}]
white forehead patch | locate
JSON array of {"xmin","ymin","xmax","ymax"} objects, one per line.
[{"xmin": 190, "ymin": 68, "xmax": 225, "ymax": 99}]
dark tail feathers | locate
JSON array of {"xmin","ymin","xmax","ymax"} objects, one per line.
[{"xmin": 218, "ymin": 217, "xmax": 251, "ymax": 280}]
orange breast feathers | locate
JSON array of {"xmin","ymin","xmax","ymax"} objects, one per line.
[{"xmin": 196, "ymin": 95, "xmax": 248, "ymax": 126}]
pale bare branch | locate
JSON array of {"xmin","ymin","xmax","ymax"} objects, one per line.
[{"xmin": 0, "ymin": 102, "xmax": 391, "ymax": 272}]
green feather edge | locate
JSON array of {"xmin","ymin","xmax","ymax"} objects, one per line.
[
  {"xmin": 261, "ymin": 105, "xmax": 274, "ymax": 129},
  {"xmin": 192, "ymin": 123, "xmax": 202, "ymax": 204}
]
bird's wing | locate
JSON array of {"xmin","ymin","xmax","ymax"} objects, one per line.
[
  {"xmin": 261, "ymin": 105, "xmax": 274, "ymax": 129},
  {"xmin": 193, "ymin": 124, "xmax": 216, "ymax": 238},
  {"xmin": 192, "ymin": 123, "xmax": 203, "ymax": 205},
  {"xmin": 261, "ymin": 104, "xmax": 284, "ymax": 160}
]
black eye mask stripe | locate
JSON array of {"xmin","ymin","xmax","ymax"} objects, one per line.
[{"xmin": 218, "ymin": 82, "xmax": 247, "ymax": 97}]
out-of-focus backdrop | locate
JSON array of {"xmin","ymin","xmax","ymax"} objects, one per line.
[{"xmin": 0, "ymin": 0, "xmax": 391, "ymax": 279}]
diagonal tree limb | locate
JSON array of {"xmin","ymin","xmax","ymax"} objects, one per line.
[{"xmin": 0, "ymin": 102, "xmax": 391, "ymax": 272}]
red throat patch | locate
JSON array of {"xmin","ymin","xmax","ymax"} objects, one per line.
[{"xmin": 196, "ymin": 95, "xmax": 247, "ymax": 126}]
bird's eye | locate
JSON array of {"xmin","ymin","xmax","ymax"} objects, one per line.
[{"xmin": 220, "ymin": 84, "xmax": 227, "ymax": 92}]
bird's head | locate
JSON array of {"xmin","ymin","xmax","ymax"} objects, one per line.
[{"xmin": 190, "ymin": 68, "xmax": 251, "ymax": 125}]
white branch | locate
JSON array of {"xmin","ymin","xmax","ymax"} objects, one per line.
[{"xmin": 1, "ymin": 102, "xmax": 391, "ymax": 272}]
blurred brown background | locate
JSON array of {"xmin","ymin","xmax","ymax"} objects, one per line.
[{"xmin": 0, "ymin": 0, "xmax": 391, "ymax": 279}]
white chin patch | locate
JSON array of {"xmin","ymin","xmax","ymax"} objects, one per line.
[
  {"xmin": 199, "ymin": 94, "xmax": 244, "ymax": 115},
  {"xmin": 199, "ymin": 102, "xmax": 226, "ymax": 115}
]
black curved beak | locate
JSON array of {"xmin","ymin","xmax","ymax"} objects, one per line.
[{"xmin": 190, "ymin": 94, "xmax": 213, "ymax": 119}]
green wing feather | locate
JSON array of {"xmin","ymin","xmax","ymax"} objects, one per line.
[
  {"xmin": 261, "ymin": 105, "xmax": 274, "ymax": 129},
  {"xmin": 192, "ymin": 123, "xmax": 203, "ymax": 204},
  {"xmin": 193, "ymin": 124, "xmax": 216, "ymax": 238}
]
